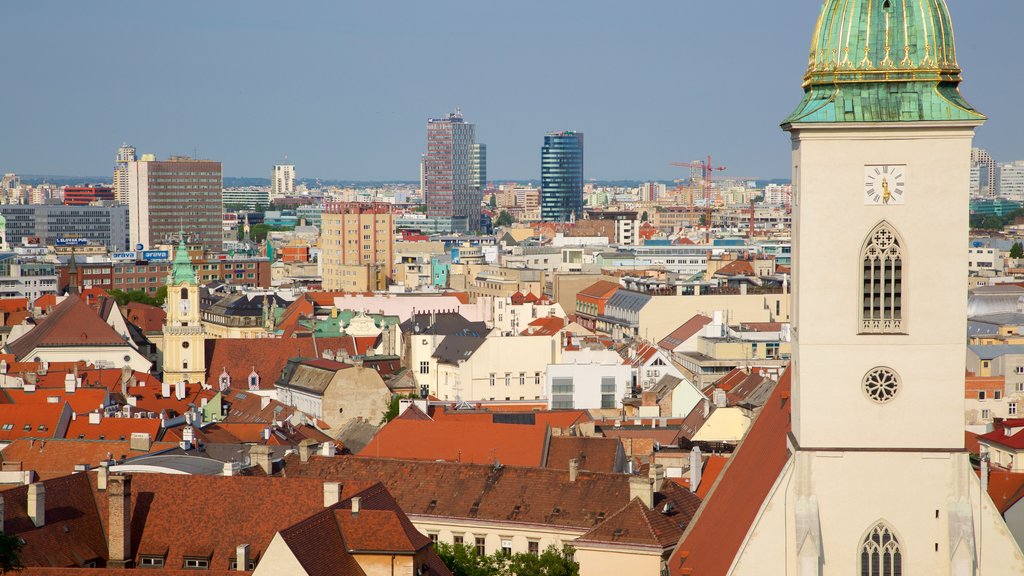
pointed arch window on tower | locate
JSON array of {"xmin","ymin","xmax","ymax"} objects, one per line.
[
  {"xmin": 861, "ymin": 223, "xmax": 904, "ymax": 333},
  {"xmin": 860, "ymin": 522, "xmax": 902, "ymax": 576}
]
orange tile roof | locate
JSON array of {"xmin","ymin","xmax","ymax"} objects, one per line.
[
  {"xmin": 3, "ymin": 388, "xmax": 109, "ymax": 414},
  {"xmin": 0, "ymin": 298, "xmax": 29, "ymax": 314},
  {"xmin": 521, "ymin": 316, "xmax": 566, "ymax": 336},
  {"xmin": 575, "ymin": 496, "xmax": 690, "ymax": 549},
  {"xmin": 578, "ymin": 280, "xmax": 621, "ymax": 300},
  {"xmin": 65, "ymin": 415, "xmax": 162, "ymax": 441},
  {"xmin": 0, "ymin": 403, "xmax": 68, "ymax": 443},
  {"xmin": 715, "ymin": 260, "xmax": 755, "ymax": 277},
  {"xmin": 359, "ymin": 418, "xmax": 548, "ymax": 466},
  {"xmin": 123, "ymin": 302, "xmax": 165, "ymax": 333},
  {"xmin": 695, "ymin": 456, "xmax": 728, "ymax": 499},
  {"xmin": 986, "ymin": 469, "xmax": 1024, "ymax": 514},
  {"xmin": 0, "ymin": 438, "xmax": 176, "ymax": 480},
  {"xmin": 672, "ymin": 369, "xmax": 791, "ymax": 575}
]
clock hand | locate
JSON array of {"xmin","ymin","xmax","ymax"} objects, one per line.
[{"xmin": 881, "ymin": 178, "xmax": 891, "ymax": 204}]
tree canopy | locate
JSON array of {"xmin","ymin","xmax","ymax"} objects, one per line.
[{"xmin": 435, "ymin": 543, "xmax": 578, "ymax": 576}]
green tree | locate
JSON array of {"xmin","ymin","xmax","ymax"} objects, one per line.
[
  {"xmin": 494, "ymin": 211, "xmax": 514, "ymax": 228},
  {"xmin": 380, "ymin": 393, "xmax": 425, "ymax": 425},
  {"xmin": 980, "ymin": 215, "xmax": 1005, "ymax": 230},
  {"xmin": 488, "ymin": 194, "xmax": 497, "ymax": 209},
  {"xmin": 640, "ymin": 211, "xmax": 649, "ymax": 222},
  {"xmin": 0, "ymin": 531, "xmax": 24, "ymax": 573},
  {"xmin": 435, "ymin": 543, "xmax": 578, "ymax": 576},
  {"xmin": 108, "ymin": 288, "xmax": 166, "ymax": 307},
  {"xmin": 1012, "ymin": 242, "xmax": 1024, "ymax": 259}
]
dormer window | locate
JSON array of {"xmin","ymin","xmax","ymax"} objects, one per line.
[
  {"xmin": 139, "ymin": 555, "xmax": 165, "ymax": 568},
  {"xmin": 183, "ymin": 556, "xmax": 210, "ymax": 569},
  {"xmin": 218, "ymin": 368, "xmax": 231, "ymax": 391},
  {"xmin": 248, "ymin": 369, "xmax": 260, "ymax": 390}
]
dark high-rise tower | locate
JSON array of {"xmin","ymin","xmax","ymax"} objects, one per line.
[
  {"xmin": 541, "ymin": 131, "xmax": 584, "ymax": 222},
  {"xmin": 424, "ymin": 109, "xmax": 480, "ymax": 232}
]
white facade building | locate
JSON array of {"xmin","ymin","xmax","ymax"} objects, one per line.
[
  {"xmin": 271, "ymin": 164, "xmax": 295, "ymax": 199},
  {"xmin": 545, "ymin": 348, "xmax": 631, "ymax": 410}
]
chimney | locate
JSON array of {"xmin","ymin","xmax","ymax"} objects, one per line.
[
  {"xmin": 689, "ymin": 447, "xmax": 703, "ymax": 494},
  {"xmin": 235, "ymin": 544, "xmax": 250, "ymax": 572},
  {"xmin": 351, "ymin": 496, "xmax": 361, "ymax": 517},
  {"xmin": 28, "ymin": 482, "xmax": 45, "ymax": 527},
  {"xmin": 713, "ymin": 388, "xmax": 727, "ymax": 408},
  {"xmin": 628, "ymin": 476, "xmax": 653, "ymax": 508},
  {"xmin": 702, "ymin": 398, "xmax": 711, "ymax": 418},
  {"xmin": 250, "ymin": 445, "xmax": 273, "ymax": 475},
  {"xmin": 121, "ymin": 365, "xmax": 131, "ymax": 396},
  {"xmin": 129, "ymin": 432, "xmax": 151, "ymax": 452},
  {"xmin": 981, "ymin": 453, "xmax": 990, "ymax": 497},
  {"xmin": 98, "ymin": 464, "xmax": 109, "ymax": 490},
  {"xmin": 321, "ymin": 442, "xmax": 337, "ymax": 457},
  {"xmin": 222, "ymin": 461, "xmax": 235, "ymax": 477},
  {"xmin": 161, "ymin": 380, "xmax": 171, "ymax": 398},
  {"xmin": 569, "ymin": 458, "xmax": 579, "ymax": 482},
  {"xmin": 107, "ymin": 474, "xmax": 132, "ymax": 568},
  {"xmin": 64, "ymin": 372, "xmax": 76, "ymax": 394},
  {"xmin": 323, "ymin": 482, "xmax": 342, "ymax": 507},
  {"xmin": 649, "ymin": 463, "xmax": 665, "ymax": 492},
  {"xmin": 88, "ymin": 411, "xmax": 102, "ymax": 425},
  {"xmin": 175, "ymin": 380, "xmax": 185, "ymax": 400},
  {"xmin": 298, "ymin": 439, "xmax": 316, "ymax": 463}
]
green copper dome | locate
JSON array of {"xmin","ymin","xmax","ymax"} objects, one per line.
[
  {"xmin": 169, "ymin": 239, "xmax": 197, "ymax": 285},
  {"xmin": 784, "ymin": 0, "xmax": 984, "ymax": 124}
]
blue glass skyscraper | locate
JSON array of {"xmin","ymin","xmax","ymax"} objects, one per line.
[{"xmin": 541, "ymin": 131, "xmax": 584, "ymax": 222}]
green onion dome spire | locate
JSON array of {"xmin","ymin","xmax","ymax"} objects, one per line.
[{"xmin": 784, "ymin": 0, "xmax": 984, "ymax": 124}]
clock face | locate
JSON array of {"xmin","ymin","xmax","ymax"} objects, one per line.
[{"xmin": 864, "ymin": 165, "xmax": 906, "ymax": 205}]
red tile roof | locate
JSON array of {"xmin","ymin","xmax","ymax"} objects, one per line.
[
  {"xmin": 359, "ymin": 419, "xmax": 549, "ymax": 467},
  {"xmin": 521, "ymin": 316, "xmax": 566, "ymax": 336},
  {"xmin": 978, "ymin": 418, "xmax": 1024, "ymax": 451},
  {"xmin": 715, "ymin": 260, "xmax": 755, "ymax": 277},
  {"xmin": 575, "ymin": 497, "xmax": 687, "ymax": 549},
  {"xmin": 696, "ymin": 456, "xmax": 728, "ymax": 499},
  {"xmin": 672, "ymin": 368, "xmax": 792, "ymax": 575},
  {"xmin": 8, "ymin": 295, "xmax": 128, "ymax": 360},
  {"xmin": 658, "ymin": 315, "xmax": 713, "ymax": 351}
]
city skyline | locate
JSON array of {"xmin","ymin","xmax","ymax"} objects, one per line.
[{"xmin": 5, "ymin": 1, "xmax": 1024, "ymax": 182}]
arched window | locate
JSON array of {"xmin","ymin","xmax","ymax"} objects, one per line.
[
  {"xmin": 861, "ymin": 223, "xmax": 904, "ymax": 333},
  {"xmin": 180, "ymin": 287, "xmax": 188, "ymax": 300},
  {"xmin": 860, "ymin": 522, "xmax": 902, "ymax": 576}
]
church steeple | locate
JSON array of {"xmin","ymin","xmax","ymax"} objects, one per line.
[
  {"xmin": 169, "ymin": 239, "xmax": 197, "ymax": 286},
  {"xmin": 66, "ymin": 250, "xmax": 80, "ymax": 296}
]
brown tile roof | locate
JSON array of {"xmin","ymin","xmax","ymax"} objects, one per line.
[
  {"xmin": 3, "ymin": 387, "xmax": 109, "ymax": 414},
  {"xmin": 0, "ymin": 438, "xmax": 176, "ymax": 480},
  {"xmin": 279, "ymin": 482, "xmax": 450, "ymax": 576},
  {"xmin": 658, "ymin": 315, "xmax": 713, "ymax": 351},
  {"xmin": 671, "ymin": 368, "xmax": 792, "ymax": 575},
  {"xmin": 91, "ymin": 474, "xmax": 376, "ymax": 569},
  {"xmin": 280, "ymin": 454, "xmax": 663, "ymax": 531},
  {"xmin": 575, "ymin": 497, "xmax": 685, "ymax": 549},
  {"xmin": 8, "ymin": 295, "xmax": 128, "ymax": 360},
  {"xmin": 358, "ymin": 418, "xmax": 549, "ymax": 467},
  {"xmin": 123, "ymin": 302, "xmax": 165, "ymax": 333},
  {"xmin": 204, "ymin": 336, "xmax": 363, "ymax": 391},
  {"xmin": 545, "ymin": 436, "xmax": 623, "ymax": 473},
  {"xmin": 695, "ymin": 456, "xmax": 728, "ymax": 499}
]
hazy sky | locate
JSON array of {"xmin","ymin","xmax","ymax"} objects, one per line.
[{"xmin": 4, "ymin": 1, "xmax": 1022, "ymax": 181}]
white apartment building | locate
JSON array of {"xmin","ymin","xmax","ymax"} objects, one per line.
[
  {"xmin": 545, "ymin": 348, "xmax": 631, "ymax": 410},
  {"xmin": 272, "ymin": 164, "xmax": 295, "ymax": 199}
]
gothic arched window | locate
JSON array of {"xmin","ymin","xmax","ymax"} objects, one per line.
[
  {"xmin": 180, "ymin": 287, "xmax": 189, "ymax": 300},
  {"xmin": 860, "ymin": 522, "xmax": 902, "ymax": 576},
  {"xmin": 861, "ymin": 222, "xmax": 904, "ymax": 333}
]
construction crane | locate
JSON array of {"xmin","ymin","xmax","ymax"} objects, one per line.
[{"xmin": 670, "ymin": 156, "xmax": 728, "ymax": 244}]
